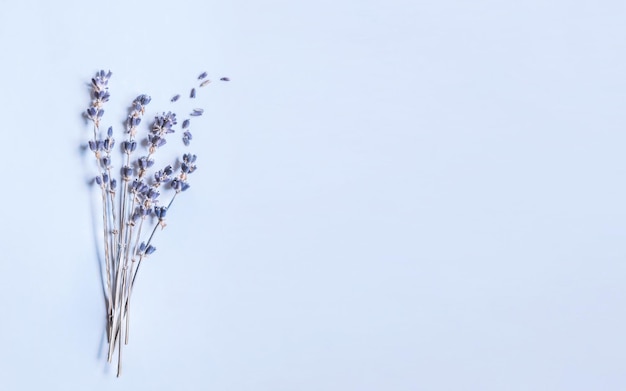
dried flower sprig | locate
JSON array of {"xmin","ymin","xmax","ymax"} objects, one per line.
[{"xmin": 84, "ymin": 69, "xmax": 228, "ymax": 376}]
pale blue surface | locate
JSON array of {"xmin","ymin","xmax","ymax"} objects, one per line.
[{"xmin": 1, "ymin": 0, "xmax": 626, "ymax": 389}]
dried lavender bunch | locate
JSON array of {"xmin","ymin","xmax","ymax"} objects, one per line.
[{"xmin": 84, "ymin": 70, "xmax": 228, "ymax": 377}]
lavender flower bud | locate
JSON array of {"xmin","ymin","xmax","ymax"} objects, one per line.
[
  {"xmin": 122, "ymin": 165, "xmax": 133, "ymax": 179},
  {"xmin": 147, "ymin": 188, "xmax": 160, "ymax": 200},
  {"xmin": 170, "ymin": 178, "xmax": 180, "ymax": 191},
  {"xmin": 107, "ymin": 126, "xmax": 113, "ymax": 137},
  {"xmin": 182, "ymin": 119, "xmax": 190, "ymax": 129},
  {"xmin": 171, "ymin": 94, "xmax": 180, "ymax": 102},
  {"xmin": 220, "ymin": 77, "xmax": 230, "ymax": 81},
  {"xmin": 198, "ymin": 72, "xmax": 208, "ymax": 80},
  {"xmin": 200, "ymin": 79, "xmax": 211, "ymax": 87},
  {"xmin": 190, "ymin": 88, "xmax": 196, "ymax": 98},
  {"xmin": 88, "ymin": 140, "xmax": 97, "ymax": 151},
  {"xmin": 154, "ymin": 206, "xmax": 168, "ymax": 219},
  {"xmin": 145, "ymin": 245, "xmax": 156, "ymax": 255},
  {"xmin": 139, "ymin": 242, "xmax": 146, "ymax": 252},
  {"xmin": 110, "ymin": 178, "xmax": 117, "ymax": 190},
  {"xmin": 138, "ymin": 156, "xmax": 154, "ymax": 170},
  {"xmin": 95, "ymin": 176, "xmax": 102, "ymax": 185}
]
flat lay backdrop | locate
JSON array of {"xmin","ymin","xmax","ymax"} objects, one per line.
[{"xmin": 1, "ymin": 0, "xmax": 626, "ymax": 390}]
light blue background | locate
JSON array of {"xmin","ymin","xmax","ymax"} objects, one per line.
[{"xmin": 1, "ymin": 0, "xmax": 625, "ymax": 389}]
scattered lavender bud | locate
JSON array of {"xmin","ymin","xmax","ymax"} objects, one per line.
[
  {"xmin": 183, "ymin": 131, "xmax": 192, "ymax": 146},
  {"xmin": 220, "ymin": 77, "xmax": 230, "ymax": 81},
  {"xmin": 190, "ymin": 88, "xmax": 196, "ymax": 98},
  {"xmin": 145, "ymin": 245, "xmax": 156, "ymax": 255},
  {"xmin": 107, "ymin": 126, "xmax": 113, "ymax": 137},
  {"xmin": 200, "ymin": 79, "xmax": 211, "ymax": 87},
  {"xmin": 190, "ymin": 108, "xmax": 203, "ymax": 117},
  {"xmin": 139, "ymin": 242, "xmax": 146, "ymax": 252},
  {"xmin": 181, "ymin": 182, "xmax": 191, "ymax": 191},
  {"xmin": 182, "ymin": 119, "xmax": 190, "ymax": 129},
  {"xmin": 171, "ymin": 94, "xmax": 180, "ymax": 102},
  {"xmin": 198, "ymin": 72, "xmax": 208, "ymax": 80}
]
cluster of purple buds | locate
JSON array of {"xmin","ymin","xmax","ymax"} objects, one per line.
[
  {"xmin": 122, "ymin": 140, "xmax": 138, "ymax": 154},
  {"xmin": 130, "ymin": 178, "xmax": 149, "ymax": 194},
  {"xmin": 170, "ymin": 179, "xmax": 191, "ymax": 192},
  {"xmin": 139, "ymin": 242, "xmax": 156, "ymax": 256},
  {"xmin": 138, "ymin": 156, "xmax": 155, "ymax": 171},
  {"xmin": 127, "ymin": 94, "xmax": 152, "ymax": 135},
  {"xmin": 154, "ymin": 206, "xmax": 168, "ymax": 220},
  {"xmin": 89, "ymin": 127, "xmax": 115, "ymax": 151},
  {"xmin": 95, "ymin": 173, "xmax": 118, "ymax": 191},
  {"xmin": 122, "ymin": 166, "xmax": 134, "ymax": 181},
  {"xmin": 130, "ymin": 205, "xmax": 152, "ymax": 224},
  {"xmin": 148, "ymin": 112, "xmax": 177, "ymax": 152},
  {"xmin": 153, "ymin": 165, "xmax": 173, "ymax": 186},
  {"xmin": 181, "ymin": 153, "xmax": 198, "ymax": 174},
  {"xmin": 86, "ymin": 70, "xmax": 112, "ymax": 126}
]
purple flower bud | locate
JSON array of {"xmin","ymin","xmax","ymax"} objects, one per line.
[
  {"xmin": 220, "ymin": 77, "xmax": 230, "ymax": 81},
  {"xmin": 110, "ymin": 178, "xmax": 117, "ymax": 190},
  {"xmin": 88, "ymin": 140, "xmax": 97, "ymax": 151},
  {"xmin": 198, "ymin": 71, "xmax": 208, "ymax": 80},
  {"xmin": 145, "ymin": 245, "xmax": 156, "ymax": 255},
  {"xmin": 122, "ymin": 165, "xmax": 133, "ymax": 179},
  {"xmin": 147, "ymin": 188, "xmax": 160, "ymax": 200},
  {"xmin": 102, "ymin": 173, "xmax": 109, "ymax": 183},
  {"xmin": 171, "ymin": 94, "xmax": 180, "ymax": 102},
  {"xmin": 170, "ymin": 178, "xmax": 180, "ymax": 190},
  {"xmin": 182, "ymin": 119, "xmax": 190, "ymax": 129},
  {"xmin": 138, "ymin": 156, "xmax": 154, "ymax": 169},
  {"xmin": 136, "ymin": 94, "xmax": 151, "ymax": 106},
  {"xmin": 154, "ymin": 206, "xmax": 168, "ymax": 219},
  {"xmin": 139, "ymin": 242, "xmax": 146, "ymax": 252},
  {"xmin": 200, "ymin": 79, "xmax": 211, "ymax": 87},
  {"xmin": 181, "ymin": 182, "xmax": 190, "ymax": 191},
  {"xmin": 97, "ymin": 109, "xmax": 104, "ymax": 118},
  {"xmin": 95, "ymin": 176, "xmax": 102, "ymax": 185},
  {"xmin": 101, "ymin": 156, "xmax": 111, "ymax": 167},
  {"xmin": 107, "ymin": 126, "xmax": 113, "ymax": 137},
  {"xmin": 190, "ymin": 88, "xmax": 196, "ymax": 98}
]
